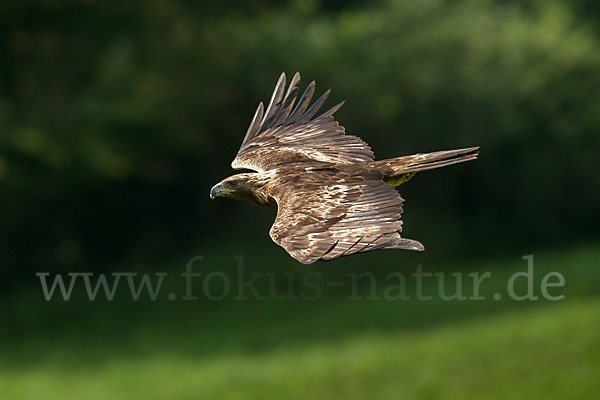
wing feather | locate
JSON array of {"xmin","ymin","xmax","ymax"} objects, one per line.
[
  {"xmin": 259, "ymin": 72, "xmax": 286, "ymax": 132},
  {"xmin": 232, "ymin": 73, "xmax": 374, "ymax": 172},
  {"xmin": 271, "ymin": 72, "xmax": 301, "ymax": 127},
  {"xmin": 268, "ymin": 168, "xmax": 424, "ymax": 264},
  {"xmin": 295, "ymin": 89, "xmax": 330, "ymax": 124},
  {"xmin": 285, "ymin": 80, "xmax": 316, "ymax": 125},
  {"xmin": 241, "ymin": 102, "xmax": 264, "ymax": 148}
]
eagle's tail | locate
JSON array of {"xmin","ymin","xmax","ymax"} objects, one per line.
[{"xmin": 372, "ymin": 147, "xmax": 479, "ymax": 186}]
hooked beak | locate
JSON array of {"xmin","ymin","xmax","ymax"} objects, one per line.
[
  {"xmin": 210, "ymin": 183, "xmax": 221, "ymax": 199},
  {"xmin": 210, "ymin": 182, "xmax": 231, "ymax": 199}
]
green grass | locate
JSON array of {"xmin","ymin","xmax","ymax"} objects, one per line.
[{"xmin": 1, "ymin": 243, "xmax": 599, "ymax": 399}]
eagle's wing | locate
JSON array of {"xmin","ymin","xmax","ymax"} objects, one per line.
[
  {"xmin": 232, "ymin": 72, "xmax": 374, "ymax": 172},
  {"xmin": 268, "ymin": 168, "xmax": 424, "ymax": 264}
]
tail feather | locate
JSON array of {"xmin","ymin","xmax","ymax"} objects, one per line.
[{"xmin": 373, "ymin": 147, "xmax": 479, "ymax": 178}]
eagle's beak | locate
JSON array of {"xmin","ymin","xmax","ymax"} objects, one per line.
[
  {"xmin": 210, "ymin": 182, "xmax": 233, "ymax": 199},
  {"xmin": 210, "ymin": 183, "xmax": 222, "ymax": 199}
]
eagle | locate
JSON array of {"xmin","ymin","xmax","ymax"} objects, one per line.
[{"xmin": 210, "ymin": 72, "xmax": 478, "ymax": 264}]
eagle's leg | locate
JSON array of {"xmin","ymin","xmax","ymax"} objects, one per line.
[{"xmin": 385, "ymin": 172, "xmax": 416, "ymax": 187}]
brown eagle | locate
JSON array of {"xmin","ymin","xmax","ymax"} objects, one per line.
[{"xmin": 210, "ymin": 73, "xmax": 478, "ymax": 264}]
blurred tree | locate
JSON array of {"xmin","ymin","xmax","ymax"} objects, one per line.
[{"xmin": 0, "ymin": 0, "xmax": 598, "ymax": 283}]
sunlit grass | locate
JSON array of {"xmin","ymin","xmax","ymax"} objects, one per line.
[
  {"xmin": 2, "ymin": 299, "xmax": 599, "ymax": 399},
  {"xmin": 1, "ymin": 243, "xmax": 599, "ymax": 399}
]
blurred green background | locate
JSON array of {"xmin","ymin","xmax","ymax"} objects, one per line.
[{"xmin": 1, "ymin": 0, "xmax": 599, "ymax": 398}]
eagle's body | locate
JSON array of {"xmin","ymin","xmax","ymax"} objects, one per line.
[{"xmin": 211, "ymin": 73, "xmax": 478, "ymax": 264}]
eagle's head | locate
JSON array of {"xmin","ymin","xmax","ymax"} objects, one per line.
[{"xmin": 210, "ymin": 172, "xmax": 275, "ymax": 207}]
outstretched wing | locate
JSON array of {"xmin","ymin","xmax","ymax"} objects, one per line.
[
  {"xmin": 232, "ymin": 72, "xmax": 374, "ymax": 172},
  {"xmin": 268, "ymin": 167, "xmax": 424, "ymax": 264}
]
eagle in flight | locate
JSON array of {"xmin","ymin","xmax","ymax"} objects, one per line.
[{"xmin": 210, "ymin": 73, "xmax": 478, "ymax": 264}]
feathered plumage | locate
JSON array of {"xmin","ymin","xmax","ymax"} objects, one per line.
[{"xmin": 210, "ymin": 72, "xmax": 478, "ymax": 264}]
